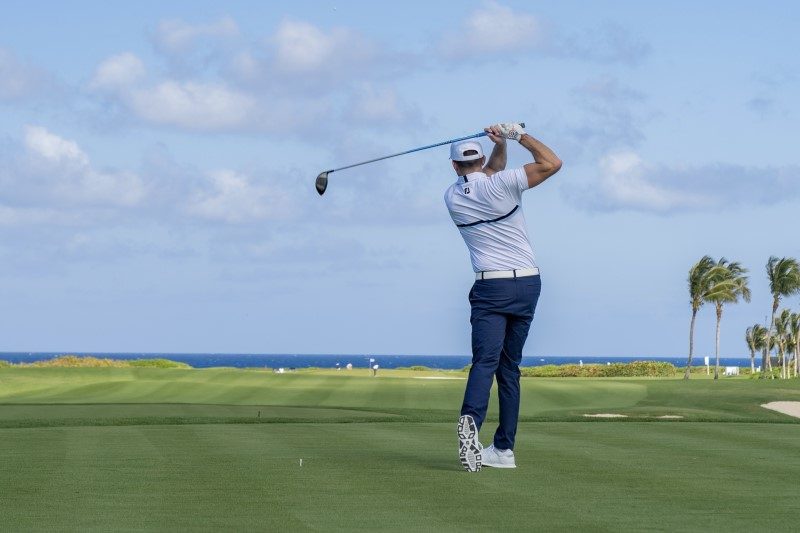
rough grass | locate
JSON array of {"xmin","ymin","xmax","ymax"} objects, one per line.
[
  {"xmin": 7, "ymin": 355, "xmax": 191, "ymax": 368},
  {"xmin": 522, "ymin": 360, "xmax": 677, "ymax": 377}
]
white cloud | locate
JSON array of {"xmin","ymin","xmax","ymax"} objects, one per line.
[
  {"xmin": 0, "ymin": 205, "xmax": 62, "ymax": 226},
  {"xmin": 438, "ymin": 3, "xmax": 649, "ymax": 67},
  {"xmin": 185, "ymin": 170, "xmax": 294, "ymax": 223},
  {"xmin": 127, "ymin": 81, "xmax": 257, "ymax": 131},
  {"xmin": 345, "ymin": 85, "xmax": 420, "ymax": 126},
  {"xmin": 555, "ymin": 22, "xmax": 651, "ymax": 66},
  {"xmin": 574, "ymin": 76, "xmax": 645, "ymax": 104},
  {"xmin": 87, "ymin": 48, "xmax": 332, "ymax": 133},
  {"xmin": 154, "ymin": 16, "xmax": 239, "ymax": 55},
  {"xmin": 565, "ymin": 151, "xmax": 800, "ymax": 213},
  {"xmin": 0, "ymin": 47, "xmax": 47, "ymax": 100},
  {"xmin": 273, "ymin": 19, "xmax": 372, "ymax": 74},
  {"xmin": 439, "ymin": 2, "xmax": 541, "ymax": 58},
  {"xmin": 594, "ymin": 152, "xmax": 706, "ymax": 212},
  {"xmin": 23, "ymin": 126, "xmax": 145, "ymax": 207},
  {"xmin": 90, "ymin": 52, "xmax": 146, "ymax": 90},
  {"xmin": 25, "ymin": 125, "xmax": 90, "ymax": 168}
]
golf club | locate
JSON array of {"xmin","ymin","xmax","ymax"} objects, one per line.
[{"xmin": 315, "ymin": 123, "xmax": 525, "ymax": 195}]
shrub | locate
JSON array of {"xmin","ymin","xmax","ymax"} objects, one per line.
[
  {"xmin": 521, "ymin": 361, "xmax": 677, "ymax": 378},
  {"xmin": 398, "ymin": 366, "xmax": 433, "ymax": 371},
  {"xmin": 0, "ymin": 360, "xmax": 10, "ymax": 368},
  {"xmin": 29, "ymin": 355, "xmax": 124, "ymax": 368},
  {"xmin": 128, "ymin": 358, "xmax": 191, "ymax": 369},
  {"xmin": 16, "ymin": 355, "xmax": 191, "ymax": 369}
]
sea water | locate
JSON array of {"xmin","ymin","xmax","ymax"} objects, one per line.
[{"xmin": 0, "ymin": 352, "xmax": 754, "ymax": 370}]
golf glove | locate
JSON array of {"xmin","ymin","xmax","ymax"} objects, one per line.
[{"xmin": 496, "ymin": 123, "xmax": 526, "ymax": 141}]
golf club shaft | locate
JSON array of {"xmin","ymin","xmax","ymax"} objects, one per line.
[{"xmin": 329, "ymin": 124, "xmax": 523, "ymax": 174}]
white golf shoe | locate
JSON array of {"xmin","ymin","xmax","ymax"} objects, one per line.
[
  {"xmin": 457, "ymin": 415, "xmax": 482, "ymax": 472},
  {"xmin": 481, "ymin": 444, "xmax": 517, "ymax": 468}
]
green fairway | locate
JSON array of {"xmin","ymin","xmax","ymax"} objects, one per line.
[{"xmin": 2, "ymin": 368, "xmax": 800, "ymax": 531}]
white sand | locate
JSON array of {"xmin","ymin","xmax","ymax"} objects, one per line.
[
  {"xmin": 583, "ymin": 413, "xmax": 628, "ymax": 418},
  {"xmin": 656, "ymin": 415, "xmax": 684, "ymax": 419},
  {"xmin": 761, "ymin": 401, "xmax": 800, "ymax": 418}
]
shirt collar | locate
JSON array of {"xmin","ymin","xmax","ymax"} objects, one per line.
[{"xmin": 458, "ymin": 171, "xmax": 486, "ymax": 184}]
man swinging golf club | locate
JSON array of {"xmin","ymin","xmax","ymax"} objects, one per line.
[{"xmin": 446, "ymin": 123, "xmax": 561, "ymax": 471}]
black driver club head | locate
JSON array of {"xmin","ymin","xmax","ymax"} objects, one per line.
[{"xmin": 315, "ymin": 171, "xmax": 330, "ymax": 195}]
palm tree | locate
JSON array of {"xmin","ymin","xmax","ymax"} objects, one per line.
[
  {"xmin": 704, "ymin": 259, "xmax": 751, "ymax": 380},
  {"xmin": 764, "ymin": 257, "xmax": 800, "ymax": 378},
  {"xmin": 753, "ymin": 324, "xmax": 775, "ymax": 376},
  {"xmin": 745, "ymin": 326, "xmax": 757, "ymax": 373},
  {"xmin": 749, "ymin": 324, "xmax": 768, "ymax": 374},
  {"xmin": 774, "ymin": 309, "xmax": 791, "ymax": 379},
  {"xmin": 685, "ymin": 256, "xmax": 716, "ymax": 379},
  {"xmin": 790, "ymin": 313, "xmax": 800, "ymax": 378}
]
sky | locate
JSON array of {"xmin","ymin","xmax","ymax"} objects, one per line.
[{"xmin": 1, "ymin": 1, "xmax": 799, "ymax": 357}]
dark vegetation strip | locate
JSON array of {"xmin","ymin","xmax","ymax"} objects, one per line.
[{"xmin": 2, "ymin": 412, "xmax": 798, "ymax": 429}]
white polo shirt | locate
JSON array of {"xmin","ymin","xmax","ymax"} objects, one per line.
[{"xmin": 444, "ymin": 168, "xmax": 537, "ymax": 273}]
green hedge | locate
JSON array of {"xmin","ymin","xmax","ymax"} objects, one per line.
[
  {"xmin": 9, "ymin": 355, "xmax": 191, "ymax": 369},
  {"xmin": 127, "ymin": 358, "xmax": 191, "ymax": 369},
  {"xmin": 521, "ymin": 361, "xmax": 677, "ymax": 377}
]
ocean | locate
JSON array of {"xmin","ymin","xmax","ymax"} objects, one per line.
[{"xmin": 0, "ymin": 352, "xmax": 755, "ymax": 370}]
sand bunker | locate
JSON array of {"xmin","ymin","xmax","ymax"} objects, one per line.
[
  {"xmin": 656, "ymin": 415, "xmax": 684, "ymax": 419},
  {"xmin": 761, "ymin": 401, "xmax": 800, "ymax": 418},
  {"xmin": 583, "ymin": 413, "xmax": 628, "ymax": 418}
]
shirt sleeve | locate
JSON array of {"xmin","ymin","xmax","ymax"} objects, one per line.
[{"xmin": 491, "ymin": 168, "xmax": 529, "ymax": 202}]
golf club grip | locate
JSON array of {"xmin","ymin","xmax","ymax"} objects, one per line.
[{"xmin": 331, "ymin": 123, "xmax": 525, "ymax": 173}]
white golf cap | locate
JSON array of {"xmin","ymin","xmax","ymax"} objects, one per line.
[{"xmin": 450, "ymin": 140, "xmax": 484, "ymax": 162}]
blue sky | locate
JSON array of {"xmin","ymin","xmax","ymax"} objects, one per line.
[{"xmin": 1, "ymin": 1, "xmax": 798, "ymax": 357}]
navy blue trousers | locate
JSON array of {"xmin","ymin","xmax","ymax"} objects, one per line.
[{"xmin": 461, "ymin": 275, "xmax": 541, "ymax": 450}]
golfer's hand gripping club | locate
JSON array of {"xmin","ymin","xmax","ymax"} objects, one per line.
[
  {"xmin": 495, "ymin": 123, "xmax": 527, "ymax": 141},
  {"xmin": 315, "ymin": 123, "xmax": 525, "ymax": 195}
]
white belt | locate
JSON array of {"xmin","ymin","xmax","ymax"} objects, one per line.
[{"xmin": 475, "ymin": 267, "xmax": 539, "ymax": 280}]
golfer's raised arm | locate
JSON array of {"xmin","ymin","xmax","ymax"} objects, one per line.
[
  {"xmin": 519, "ymin": 133, "xmax": 562, "ymax": 189},
  {"xmin": 482, "ymin": 125, "xmax": 507, "ymax": 175},
  {"xmin": 493, "ymin": 123, "xmax": 561, "ymax": 188}
]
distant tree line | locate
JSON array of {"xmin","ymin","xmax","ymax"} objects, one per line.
[{"xmin": 686, "ymin": 256, "xmax": 800, "ymax": 379}]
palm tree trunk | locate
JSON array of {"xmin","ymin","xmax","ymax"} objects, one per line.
[
  {"xmin": 796, "ymin": 338, "xmax": 800, "ymax": 378},
  {"xmin": 685, "ymin": 309, "xmax": 697, "ymax": 380},
  {"xmin": 780, "ymin": 346, "xmax": 786, "ymax": 379},
  {"xmin": 765, "ymin": 301, "xmax": 778, "ymax": 378},
  {"xmin": 749, "ymin": 349, "xmax": 755, "ymax": 374},
  {"xmin": 714, "ymin": 304, "xmax": 722, "ymax": 380}
]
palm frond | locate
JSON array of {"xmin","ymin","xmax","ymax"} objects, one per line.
[{"xmin": 766, "ymin": 256, "xmax": 800, "ymax": 299}]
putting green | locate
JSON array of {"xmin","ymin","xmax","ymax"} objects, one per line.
[{"xmin": 2, "ymin": 368, "xmax": 800, "ymax": 531}]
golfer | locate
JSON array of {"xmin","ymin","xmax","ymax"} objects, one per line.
[{"xmin": 446, "ymin": 123, "xmax": 561, "ymax": 471}]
